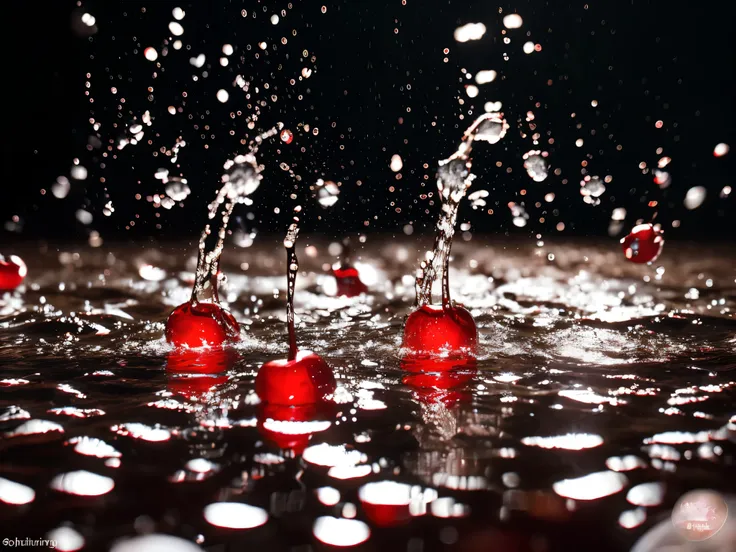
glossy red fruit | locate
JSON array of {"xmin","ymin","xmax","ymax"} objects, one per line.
[
  {"xmin": 256, "ymin": 350, "xmax": 336, "ymax": 406},
  {"xmin": 332, "ymin": 265, "xmax": 368, "ymax": 297},
  {"xmin": 402, "ymin": 305, "xmax": 477, "ymax": 361},
  {"xmin": 0, "ymin": 255, "xmax": 27, "ymax": 291},
  {"xmin": 621, "ymin": 223, "xmax": 664, "ymax": 264},
  {"xmin": 165, "ymin": 302, "xmax": 240, "ymax": 348},
  {"xmin": 257, "ymin": 403, "xmax": 330, "ymax": 453}
]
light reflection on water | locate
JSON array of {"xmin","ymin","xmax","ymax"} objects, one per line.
[{"xmin": 0, "ymin": 239, "xmax": 734, "ymax": 550}]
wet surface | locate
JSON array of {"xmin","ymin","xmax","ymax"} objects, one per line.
[{"xmin": 1, "ymin": 237, "xmax": 735, "ymax": 551}]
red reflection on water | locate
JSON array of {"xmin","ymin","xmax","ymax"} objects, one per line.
[
  {"xmin": 402, "ymin": 357, "xmax": 476, "ymax": 407},
  {"xmin": 257, "ymin": 403, "xmax": 332, "ymax": 454},
  {"xmin": 166, "ymin": 347, "xmax": 237, "ymax": 375},
  {"xmin": 332, "ymin": 265, "xmax": 368, "ymax": 297},
  {"xmin": 402, "ymin": 305, "xmax": 477, "ymax": 361}
]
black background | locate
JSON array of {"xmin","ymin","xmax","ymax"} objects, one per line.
[{"xmin": 2, "ymin": 0, "xmax": 734, "ymax": 243}]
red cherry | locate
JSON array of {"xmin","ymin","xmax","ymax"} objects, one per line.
[
  {"xmin": 0, "ymin": 255, "xmax": 27, "ymax": 291},
  {"xmin": 165, "ymin": 302, "xmax": 240, "ymax": 348},
  {"xmin": 257, "ymin": 403, "xmax": 329, "ymax": 453},
  {"xmin": 280, "ymin": 129, "xmax": 293, "ymax": 144},
  {"xmin": 255, "ymin": 350, "xmax": 336, "ymax": 406},
  {"xmin": 166, "ymin": 348, "xmax": 237, "ymax": 375},
  {"xmin": 402, "ymin": 305, "xmax": 477, "ymax": 362},
  {"xmin": 332, "ymin": 265, "xmax": 368, "ymax": 297},
  {"xmin": 621, "ymin": 223, "xmax": 664, "ymax": 264}
]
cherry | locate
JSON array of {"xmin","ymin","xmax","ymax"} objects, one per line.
[
  {"xmin": 0, "ymin": 255, "xmax": 27, "ymax": 291},
  {"xmin": 621, "ymin": 223, "xmax": 664, "ymax": 264},
  {"xmin": 332, "ymin": 265, "xmax": 368, "ymax": 297},
  {"xmin": 257, "ymin": 403, "xmax": 330, "ymax": 453},
  {"xmin": 402, "ymin": 304, "xmax": 477, "ymax": 362},
  {"xmin": 255, "ymin": 350, "xmax": 336, "ymax": 406},
  {"xmin": 280, "ymin": 129, "xmax": 293, "ymax": 144},
  {"xmin": 165, "ymin": 302, "xmax": 240, "ymax": 348}
]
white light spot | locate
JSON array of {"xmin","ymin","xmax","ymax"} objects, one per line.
[
  {"xmin": 503, "ymin": 14, "xmax": 524, "ymax": 29},
  {"xmin": 714, "ymin": 143, "xmax": 729, "ymax": 157},
  {"xmin": 313, "ymin": 517, "xmax": 370, "ymax": 547},
  {"xmin": 216, "ymin": 89, "xmax": 229, "ymax": 103},
  {"xmin": 111, "ymin": 535, "xmax": 204, "ymax": 552},
  {"xmin": 390, "ymin": 154, "xmax": 403, "ymax": 172},
  {"xmin": 684, "ymin": 186, "xmax": 706, "ymax": 210},
  {"xmin": 454, "ymin": 22, "xmax": 486, "ymax": 43},
  {"xmin": 475, "ymin": 70, "xmax": 497, "ymax": 84},
  {"xmin": 144, "ymin": 47, "xmax": 158, "ymax": 61},
  {"xmin": 169, "ymin": 22, "xmax": 184, "ymax": 36},
  {"xmin": 523, "ymin": 41, "xmax": 535, "ymax": 54},
  {"xmin": 553, "ymin": 471, "xmax": 627, "ymax": 500},
  {"xmin": 521, "ymin": 433, "xmax": 603, "ymax": 450},
  {"xmin": 0, "ymin": 477, "xmax": 35, "ymax": 505},
  {"xmin": 48, "ymin": 527, "xmax": 85, "ymax": 552},
  {"xmin": 51, "ymin": 471, "xmax": 114, "ymax": 496},
  {"xmin": 204, "ymin": 502, "xmax": 268, "ymax": 529}
]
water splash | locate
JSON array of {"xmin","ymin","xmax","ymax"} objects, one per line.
[
  {"xmin": 415, "ymin": 113, "xmax": 508, "ymax": 307},
  {"xmin": 191, "ymin": 125, "xmax": 282, "ymax": 306}
]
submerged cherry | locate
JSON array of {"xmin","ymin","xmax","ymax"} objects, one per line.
[
  {"xmin": 0, "ymin": 255, "xmax": 27, "ymax": 291},
  {"xmin": 402, "ymin": 304, "xmax": 477, "ymax": 359},
  {"xmin": 621, "ymin": 223, "xmax": 664, "ymax": 264},
  {"xmin": 166, "ymin": 302, "xmax": 240, "ymax": 348}
]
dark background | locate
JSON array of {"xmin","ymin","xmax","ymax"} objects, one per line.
[{"xmin": 2, "ymin": 0, "xmax": 734, "ymax": 244}]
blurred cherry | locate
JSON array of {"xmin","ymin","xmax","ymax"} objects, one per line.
[
  {"xmin": 621, "ymin": 223, "xmax": 664, "ymax": 264},
  {"xmin": 332, "ymin": 265, "xmax": 368, "ymax": 297},
  {"xmin": 0, "ymin": 255, "xmax": 27, "ymax": 291}
]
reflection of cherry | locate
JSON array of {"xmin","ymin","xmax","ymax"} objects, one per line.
[
  {"xmin": 332, "ymin": 265, "xmax": 368, "ymax": 297},
  {"xmin": 359, "ymin": 493, "xmax": 411, "ymax": 527},
  {"xmin": 621, "ymin": 223, "xmax": 664, "ymax": 264},
  {"xmin": 257, "ymin": 403, "xmax": 328, "ymax": 454},
  {"xmin": 402, "ymin": 304, "xmax": 477, "ymax": 362},
  {"xmin": 0, "ymin": 255, "xmax": 27, "ymax": 291},
  {"xmin": 167, "ymin": 373, "xmax": 229, "ymax": 400},
  {"xmin": 166, "ymin": 348, "xmax": 237, "ymax": 375},
  {"xmin": 256, "ymin": 350, "xmax": 336, "ymax": 406},
  {"xmin": 165, "ymin": 302, "xmax": 240, "ymax": 348},
  {"xmin": 402, "ymin": 359, "xmax": 476, "ymax": 407}
]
